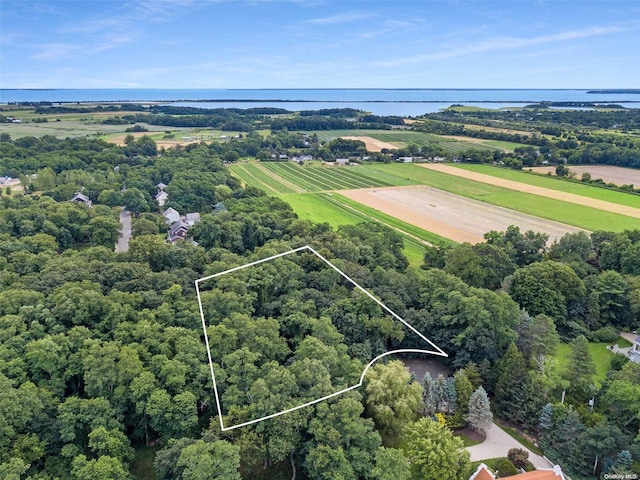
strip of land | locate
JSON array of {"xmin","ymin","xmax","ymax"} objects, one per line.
[
  {"xmin": 530, "ymin": 165, "xmax": 640, "ymax": 187},
  {"xmin": 342, "ymin": 136, "xmax": 398, "ymax": 152},
  {"xmin": 339, "ymin": 186, "xmax": 585, "ymax": 244},
  {"xmin": 420, "ymin": 163, "xmax": 640, "ymax": 220}
]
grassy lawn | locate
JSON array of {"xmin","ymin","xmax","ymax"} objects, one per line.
[
  {"xmin": 454, "ymin": 164, "xmax": 640, "ymax": 209},
  {"xmin": 550, "ymin": 338, "xmax": 628, "ymax": 387},
  {"xmin": 364, "ymin": 163, "xmax": 638, "ymax": 232}
]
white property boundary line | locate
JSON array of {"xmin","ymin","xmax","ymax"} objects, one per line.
[{"xmin": 195, "ymin": 245, "xmax": 447, "ymax": 431}]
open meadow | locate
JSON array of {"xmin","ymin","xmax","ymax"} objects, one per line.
[
  {"xmin": 420, "ymin": 163, "xmax": 640, "ymax": 217},
  {"xmin": 339, "ymin": 185, "xmax": 586, "ymax": 244},
  {"xmin": 454, "ymin": 163, "xmax": 640, "ymax": 209},
  {"xmin": 311, "ymin": 129, "xmax": 527, "ymax": 153}
]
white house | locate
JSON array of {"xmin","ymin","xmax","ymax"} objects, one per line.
[
  {"xmin": 629, "ymin": 335, "xmax": 640, "ymax": 364},
  {"xmin": 162, "ymin": 207, "xmax": 181, "ymax": 225},
  {"xmin": 155, "ymin": 190, "xmax": 169, "ymax": 207}
]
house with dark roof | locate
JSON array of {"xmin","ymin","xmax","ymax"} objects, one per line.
[
  {"xmin": 168, "ymin": 221, "xmax": 190, "ymax": 243},
  {"xmin": 70, "ymin": 192, "xmax": 92, "ymax": 207}
]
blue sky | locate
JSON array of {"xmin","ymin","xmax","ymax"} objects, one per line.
[{"xmin": 1, "ymin": 0, "xmax": 639, "ymax": 88}]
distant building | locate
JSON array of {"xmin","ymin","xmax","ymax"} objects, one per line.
[
  {"xmin": 162, "ymin": 207, "xmax": 181, "ymax": 225},
  {"xmin": 163, "ymin": 208, "xmax": 201, "ymax": 244},
  {"xmin": 168, "ymin": 221, "xmax": 190, "ymax": 243},
  {"xmin": 70, "ymin": 192, "xmax": 92, "ymax": 207},
  {"xmin": 155, "ymin": 190, "xmax": 169, "ymax": 207},
  {"xmin": 335, "ymin": 158, "xmax": 349, "ymax": 166},
  {"xmin": 398, "ymin": 156, "xmax": 413, "ymax": 163},
  {"xmin": 156, "ymin": 182, "xmax": 167, "ymax": 191},
  {"xmin": 184, "ymin": 212, "xmax": 201, "ymax": 227}
]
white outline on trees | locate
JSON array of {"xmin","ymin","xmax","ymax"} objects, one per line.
[{"xmin": 195, "ymin": 245, "xmax": 447, "ymax": 431}]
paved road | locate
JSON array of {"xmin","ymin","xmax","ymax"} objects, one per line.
[
  {"xmin": 620, "ymin": 331, "xmax": 638, "ymax": 343},
  {"xmin": 466, "ymin": 422, "xmax": 554, "ymax": 469},
  {"xmin": 115, "ymin": 208, "xmax": 131, "ymax": 253}
]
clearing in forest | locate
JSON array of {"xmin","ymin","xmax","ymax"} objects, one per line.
[{"xmin": 196, "ymin": 245, "xmax": 446, "ymax": 431}]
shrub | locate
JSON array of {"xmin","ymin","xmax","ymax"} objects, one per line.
[
  {"xmin": 508, "ymin": 448, "xmax": 529, "ymax": 469},
  {"xmin": 589, "ymin": 326, "xmax": 619, "ymax": 343},
  {"xmin": 493, "ymin": 458, "xmax": 518, "ymax": 477}
]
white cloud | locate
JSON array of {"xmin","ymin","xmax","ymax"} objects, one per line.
[
  {"xmin": 377, "ymin": 25, "xmax": 624, "ymax": 67},
  {"xmin": 29, "ymin": 42, "xmax": 83, "ymax": 60},
  {"xmin": 306, "ymin": 12, "xmax": 375, "ymax": 25}
]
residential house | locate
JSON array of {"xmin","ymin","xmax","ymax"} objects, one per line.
[
  {"xmin": 168, "ymin": 221, "xmax": 190, "ymax": 243},
  {"xmin": 184, "ymin": 212, "xmax": 201, "ymax": 227},
  {"xmin": 163, "ymin": 209, "xmax": 201, "ymax": 244},
  {"xmin": 629, "ymin": 335, "xmax": 640, "ymax": 364},
  {"xmin": 398, "ymin": 156, "xmax": 413, "ymax": 163},
  {"xmin": 162, "ymin": 207, "xmax": 181, "ymax": 225},
  {"xmin": 156, "ymin": 182, "xmax": 167, "ymax": 191},
  {"xmin": 70, "ymin": 192, "xmax": 92, "ymax": 207},
  {"xmin": 155, "ymin": 190, "xmax": 169, "ymax": 207},
  {"xmin": 335, "ymin": 158, "xmax": 349, "ymax": 166},
  {"xmin": 469, "ymin": 463, "xmax": 566, "ymax": 480}
]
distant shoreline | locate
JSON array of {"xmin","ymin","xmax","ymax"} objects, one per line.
[{"xmin": 587, "ymin": 89, "xmax": 640, "ymax": 94}]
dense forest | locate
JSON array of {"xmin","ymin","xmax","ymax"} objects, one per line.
[{"xmin": 0, "ymin": 126, "xmax": 639, "ymax": 479}]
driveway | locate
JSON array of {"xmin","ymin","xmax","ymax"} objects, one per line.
[
  {"xmin": 115, "ymin": 208, "xmax": 132, "ymax": 253},
  {"xmin": 466, "ymin": 422, "xmax": 554, "ymax": 469}
]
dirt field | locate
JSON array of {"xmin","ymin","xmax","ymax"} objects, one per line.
[
  {"xmin": 530, "ymin": 165, "xmax": 640, "ymax": 187},
  {"xmin": 339, "ymin": 186, "xmax": 585, "ymax": 244},
  {"xmin": 421, "ymin": 164, "xmax": 640, "ymax": 220},
  {"xmin": 342, "ymin": 136, "xmax": 398, "ymax": 152}
]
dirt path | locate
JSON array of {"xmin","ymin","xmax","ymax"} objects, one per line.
[
  {"xmin": 339, "ymin": 186, "xmax": 584, "ymax": 244},
  {"xmin": 420, "ymin": 164, "xmax": 640, "ymax": 220}
]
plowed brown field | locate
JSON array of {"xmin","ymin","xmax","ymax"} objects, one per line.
[{"xmin": 339, "ymin": 186, "xmax": 586, "ymax": 244}]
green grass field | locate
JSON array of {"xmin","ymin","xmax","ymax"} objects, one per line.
[
  {"xmin": 253, "ymin": 162, "xmax": 400, "ymax": 192},
  {"xmin": 283, "ymin": 192, "xmax": 430, "ymax": 265},
  {"xmin": 551, "ymin": 340, "xmax": 624, "ymax": 387},
  {"xmin": 310, "ymin": 129, "xmax": 527, "ymax": 153},
  {"xmin": 364, "ymin": 163, "xmax": 638, "ymax": 232},
  {"xmin": 454, "ymin": 164, "xmax": 640, "ymax": 209}
]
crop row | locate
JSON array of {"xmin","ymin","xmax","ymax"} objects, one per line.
[{"xmin": 262, "ymin": 162, "xmax": 392, "ymax": 192}]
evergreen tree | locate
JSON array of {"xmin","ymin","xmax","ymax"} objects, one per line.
[
  {"xmin": 421, "ymin": 372, "xmax": 436, "ymax": 416},
  {"xmin": 466, "ymin": 387, "xmax": 492, "ymax": 433},
  {"xmin": 493, "ymin": 343, "xmax": 528, "ymax": 421},
  {"xmin": 561, "ymin": 335, "xmax": 596, "ymax": 402}
]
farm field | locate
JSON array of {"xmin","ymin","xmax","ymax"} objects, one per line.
[
  {"xmin": 531, "ymin": 165, "xmax": 640, "ymax": 187},
  {"xmin": 339, "ymin": 186, "xmax": 586, "ymax": 244},
  {"xmin": 365, "ymin": 163, "xmax": 638, "ymax": 232},
  {"xmin": 420, "ymin": 163, "xmax": 640, "ymax": 218},
  {"xmin": 232, "ymin": 161, "xmax": 416, "ymax": 192},
  {"xmin": 276, "ymin": 192, "xmax": 433, "ymax": 265},
  {"xmin": 454, "ymin": 164, "xmax": 640, "ymax": 209},
  {"xmin": 311, "ymin": 129, "xmax": 527, "ymax": 153}
]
